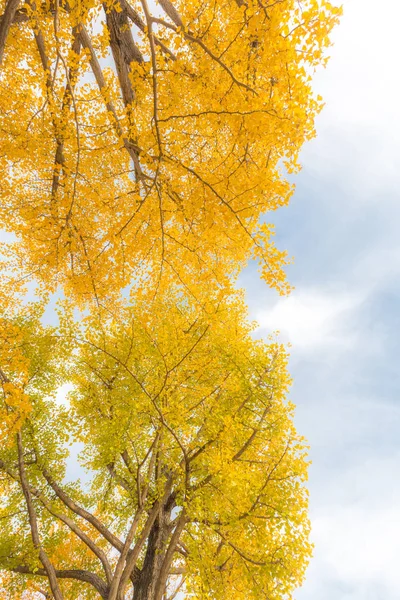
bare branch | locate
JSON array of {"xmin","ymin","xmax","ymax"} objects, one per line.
[
  {"xmin": 119, "ymin": 0, "xmax": 176, "ymax": 60},
  {"xmin": 154, "ymin": 514, "xmax": 187, "ymax": 600},
  {"xmin": 107, "ymin": 461, "xmax": 133, "ymax": 495},
  {"xmin": 12, "ymin": 566, "xmax": 109, "ymax": 599},
  {"xmin": 41, "ymin": 467, "xmax": 124, "ymax": 552},
  {"xmin": 158, "ymin": 0, "xmax": 183, "ymax": 27},
  {"xmin": 78, "ymin": 23, "xmax": 143, "ymax": 176},
  {"xmin": 107, "ymin": 508, "xmax": 143, "ymax": 600},
  {"xmin": 158, "ymin": 108, "xmax": 286, "ymax": 122},
  {"xmin": 104, "ymin": 2, "xmax": 143, "ymax": 107},
  {"xmin": 140, "ymin": 0, "xmax": 162, "ymax": 156},
  {"xmin": 0, "ymin": 456, "xmax": 112, "ymax": 583},
  {"xmin": 51, "ymin": 26, "xmax": 82, "ymax": 199},
  {"xmin": 17, "ymin": 433, "xmax": 64, "ymax": 600},
  {"xmin": 0, "ymin": 0, "xmax": 20, "ymax": 64},
  {"xmin": 167, "ymin": 574, "xmax": 186, "ymax": 600}
]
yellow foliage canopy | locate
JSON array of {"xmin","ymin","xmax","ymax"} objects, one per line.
[
  {"xmin": 0, "ymin": 0, "xmax": 341, "ymax": 303},
  {"xmin": 0, "ymin": 1, "xmax": 340, "ymax": 598},
  {"xmin": 0, "ymin": 290, "xmax": 311, "ymax": 600}
]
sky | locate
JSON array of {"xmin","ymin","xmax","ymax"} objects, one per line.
[{"xmin": 240, "ymin": 0, "xmax": 400, "ymax": 598}]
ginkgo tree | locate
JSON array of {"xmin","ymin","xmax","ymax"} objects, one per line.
[
  {"xmin": 0, "ymin": 0, "xmax": 340, "ymax": 303},
  {"xmin": 0, "ymin": 290, "xmax": 311, "ymax": 600},
  {"xmin": 0, "ymin": 0, "xmax": 340, "ymax": 598}
]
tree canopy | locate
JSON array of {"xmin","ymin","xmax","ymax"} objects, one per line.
[
  {"xmin": 0, "ymin": 0, "xmax": 340, "ymax": 303},
  {"xmin": 0, "ymin": 291, "xmax": 311, "ymax": 599},
  {"xmin": 0, "ymin": 0, "xmax": 340, "ymax": 598}
]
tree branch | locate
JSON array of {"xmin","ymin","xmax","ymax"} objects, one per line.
[
  {"xmin": 51, "ymin": 25, "xmax": 82, "ymax": 199},
  {"xmin": 104, "ymin": 2, "xmax": 143, "ymax": 106},
  {"xmin": 107, "ymin": 461, "xmax": 134, "ymax": 495},
  {"xmin": 121, "ymin": 0, "xmax": 176, "ymax": 60},
  {"xmin": 158, "ymin": 0, "xmax": 183, "ymax": 28},
  {"xmin": 12, "ymin": 566, "xmax": 109, "ymax": 599},
  {"xmin": 140, "ymin": 0, "xmax": 162, "ymax": 156},
  {"xmin": 154, "ymin": 513, "xmax": 187, "ymax": 600},
  {"xmin": 78, "ymin": 23, "xmax": 143, "ymax": 177},
  {"xmin": 0, "ymin": 456, "xmax": 112, "ymax": 583},
  {"xmin": 40, "ymin": 467, "xmax": 124, "ymax": 552},
  {"xmin": 0, "ymin": 0, "xmax": 20, "ymax": 64},
  {"xmin": 118, "ymin": 497, "xmax": 162, "ymax": 598},
  {"xmin": 107, "ymin": 508, "xmax": 143, "ymax": 600},
  {"xmin": 232, "ymin": 404, "xmax": 271, "ymax": 461},
  {"xmin": 151, "ymin": 15, "xmax": 256, "ymax": 94},
  {"xmin": 17, "ymin": 433, "xmax": 65, "ymax": 600}
]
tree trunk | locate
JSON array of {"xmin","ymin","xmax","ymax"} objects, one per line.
[{"xmin": 132, "ymin": 500, "xmax": 173, "ymax": 600}]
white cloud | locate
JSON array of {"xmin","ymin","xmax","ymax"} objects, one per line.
[
  {"xmin": 300, "ymin": 0, "xmax": 400, "ymax": 198},
  {"xmin": 259, "ymin": 1, "xmax": 400, "ymax": 598},
  {"xmin": 256, "ymin": 288, "xmax": 364, "ymax": 351},
  {"xmin": 297, "ymin": 454, "xmax": 400, "ymax": 599}
]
